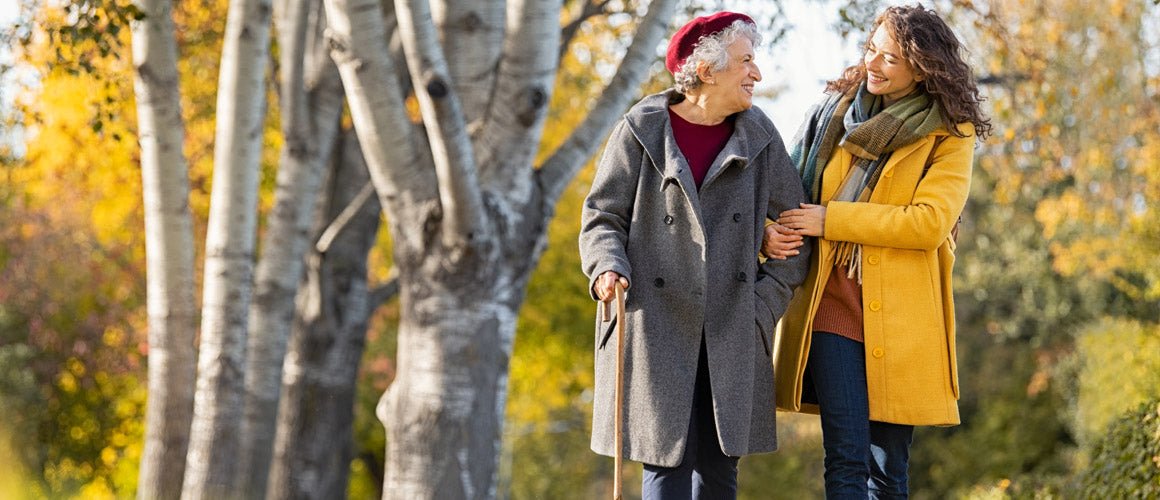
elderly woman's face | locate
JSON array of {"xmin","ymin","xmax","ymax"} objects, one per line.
[
  {"xmin": 864, "ymin": 26, "xmax": 922, "ymax": 104},
  {"xmin": 703, "ymin": 37, "xmax": 761, "ymax": 115}
]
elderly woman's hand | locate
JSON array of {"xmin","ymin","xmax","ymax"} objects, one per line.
[
  {"xmin": 594, "ymin": 271, "xmax": 630, "ymax": 303},
  {"xmin": 777, "ymin": 203, "xmax": 826, "ymax": 237},
  {"xmin": 761, "ymin": 222, "xmax": 804, "ymax": 260}
]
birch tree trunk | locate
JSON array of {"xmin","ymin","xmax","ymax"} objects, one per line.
[
  {"xmin": 131, "ymin": 0, "xmax": 198, "ymax": 495},
  {"xmin": 182, "ymin": 0, "xmax": 273, "ymax": 494},
  {"xmin": 325, "ymin": 0, "xmax": 678, "ymax": 497},
  {"xmin": 129, "ymin": 0, "xmax": 680, "ymax": 495},
  {"xmin": 267, "ymin": 130, "xmax": 390, "ymax": 500},
  {"xmin": 237, "ymin": 0, "xmax": 345, "ymax": 494}
]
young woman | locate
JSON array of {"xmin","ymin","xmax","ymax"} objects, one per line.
[{"xmin": 764, "ymin": 5, "xmax": 992, "ymax": 498}]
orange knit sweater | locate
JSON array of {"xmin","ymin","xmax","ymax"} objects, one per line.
[{"xmin": 812, "ymin": 264, "xmax": 864, "ymax": 342}]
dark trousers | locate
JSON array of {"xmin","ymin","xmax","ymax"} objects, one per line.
[
  {"xmin": 808, "ymin": 332, "xmax": 914, "ymax": 499},
  {"xmin": 642, "ymin": 337, "xmax": 739, "ymax": 499}
]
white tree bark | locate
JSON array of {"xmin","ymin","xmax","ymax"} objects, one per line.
[
  {"xmin": 395, "ymin": 0, "xmax": 486, "ymax": 250},
  {"xmin": 131, "ymin": 0, "xmax": 198, "ymax": 496},
  {"xmin": 472, "ymin": 0, "xmax": 561, "ymax": 199},
  {"xmin": 267, "ymin": 130, "xmax": 390, "ymax": 500},
  {"xmin": 322, "ymin": 0, "xmax": 437, "ymax": 209},
  {"xmin": 128, "ymin": 0, "xmax": 677, "ymax": 494},
  {"xmin": 182, "ymin": 0, "xmax": 273, "ymax": 494},
  {"xmin": 433, "ymin": 1, "xmax": 504, "ymax": 125},
  {"xmin": 236, "ymin": 0, "xmax": 346, "ymax": 494},
  {"xmin": 324, "ymin": 0, "xmax": 676, "ymax": 497}
]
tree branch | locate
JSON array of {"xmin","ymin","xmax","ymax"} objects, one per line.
[
  {"xmin": 472, "ymin": 0, "xmax": 562, "ymax": 197},
  {"xmin": 977, "ymin": 73, "xmax": 1030, "ymax": 86},
  {"xmin": 277, "ymin": 0, "xmax": 309, "ymax": 146},
  {"xmin": 380, "ymin": 11, "xmax": 416, "ymax": 99},
  {"xmin": 368, "ymin": 275, "xmax": 401, "ymax": 313},
  {"xmin": 395, "ymin": 0, "xmax": 486, "ymax": 248},
  {"xmin": 323, "ymin": 0, "xmax": 438, "ymax": 205},
  {"xmin": 435, "ymin": 1, "xmax": 504, "ymax": 125},
  {"xmin": 315, "ymin": 180, "xmax": 376, "ymax": 254},
  {"xmin": 538, "ymin": 0, "xmax": 678, "ymax": 205},
  {"xmin": 558, "ymin": 0, "xmax": 610, "ymax": 62}
]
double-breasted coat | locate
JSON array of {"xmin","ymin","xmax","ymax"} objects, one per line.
[
  {"xmin": 773, "ymin": 122, "xmax": 976, "ymax": 426},
  {"xmin": 579, "ymin": 91, "xmax": 811, "ymax": 467}
]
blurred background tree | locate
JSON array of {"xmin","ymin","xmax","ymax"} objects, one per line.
[{"xmin": 905, "ymin": 0, "xmax": 1160, "ymax": 497}]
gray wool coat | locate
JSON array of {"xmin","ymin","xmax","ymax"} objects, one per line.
[{"xmin": 579, "ymin": 90, "xmax": 811, "ymax": 467}]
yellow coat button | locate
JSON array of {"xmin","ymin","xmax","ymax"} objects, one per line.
[
  {"xmin": 867, "ymin": 255, "xmax": 880, "ymax": 265},
  {"xmin": 872, "ymin": 347, "xmax": 885, "ymax": 358},
  {"xmin": 869, "ymin": 300, "xmax": 882, "ymax": 312}
]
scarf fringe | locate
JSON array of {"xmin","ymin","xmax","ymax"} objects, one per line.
[{"xmin": 833, "ymin": 242, "xmax": 863, "ymax": 284}]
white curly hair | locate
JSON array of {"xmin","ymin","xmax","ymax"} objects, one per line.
[{"xmin": 672, "ymin": 20, "xmax": 762, "ymax": 95}]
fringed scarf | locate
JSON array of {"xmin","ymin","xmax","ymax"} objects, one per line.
[{"xmin": 789, "ymin": 82, "xmax": 944, "ymax": 282}]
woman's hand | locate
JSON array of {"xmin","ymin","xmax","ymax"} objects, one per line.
[
  {"xmin": 594, "ymin": 271, "xmax": 629, "ymax": 303},
  {"xmin": 761, "ymin": 222, "xmax": 804, "ymax": 260},
  {"xmin": 777, "ymin": 203, "xmax": 826, "ymax": 237}
]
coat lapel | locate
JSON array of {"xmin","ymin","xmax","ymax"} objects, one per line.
[
  {"xmin": 701, "ymin": 105, "xmax": 773, "ymax": 189},
  {"xmin": 880, "ymin": 133, "xmax": 933, "ymax": 177},
  {"xmin": 660, "ymin": 127, "xmax": 703, "ymax": 208},
  {"xmin": 624, "ymin": 94, "xmax": 707, "ymax": 231},
  {"xmin": 700, "ymin": 136, "xmax": 748, "ymax": 189}
]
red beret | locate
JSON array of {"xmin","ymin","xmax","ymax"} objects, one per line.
[{"xmin": 665, "ymin": 11, "xmax": 755, "ymax": 75}]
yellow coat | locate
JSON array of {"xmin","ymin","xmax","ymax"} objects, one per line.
[{"xmin": 773, "ymin": 123, "xmax": 975, "ymax": 426}]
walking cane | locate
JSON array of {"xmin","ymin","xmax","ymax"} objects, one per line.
[{"xmin": 601, "ymin": 282, "xmax": 627, "ymax": 500}]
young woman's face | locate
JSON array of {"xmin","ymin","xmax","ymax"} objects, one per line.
[{"xmin": 864, "ymin": 26, "xmax": 922, "ymax": 104}]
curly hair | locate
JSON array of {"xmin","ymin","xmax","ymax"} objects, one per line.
[
  {"xmin": 827, "ymin": 4, "xmax": 993, "ymax": 140},
  {"xmin": 673, "ymin": 20, "xmax": 762, "ymax": 95}
]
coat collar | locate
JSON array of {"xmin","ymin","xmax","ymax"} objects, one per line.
[
  {"xmin": 880, "ymin": 134, "xmax": 929, "ymax": 176},
  {"xmin": 622, "ymin": 89, "xmax": 777, "ymax": 191},
  {"xmin": 880, "ymin": 123, "xmax": 962, "ymax": 176}
]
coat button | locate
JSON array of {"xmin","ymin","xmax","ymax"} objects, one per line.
[
  {"xmin": 735, "ymin": 271, "xmax": 747, "ymax": 282},
  {"xmin": 664, "ymin": 215, "xmax": 674, "ymax": 225},
  {"xmin": 654, "ymin": 277, "xmax": 665, "ymax": 288},
  {"xmin": 867, "ymin": 255, "xmax": 880, "ymax": 265},
  {"xmin": 869, "ymin": 300, "xmax": 882, "ymax": 312},
  {"xmin": 872, "ymin": 347, "xmax": 885, "ymax": 358},
  {"xmin": 733, "ymin": 213, "xmax": 742, "ymax": 222}
]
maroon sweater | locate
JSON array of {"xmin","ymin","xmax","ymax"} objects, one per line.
[{"xmin": 668, "ymin": 109, "xmax": 734, "ymax": 189}]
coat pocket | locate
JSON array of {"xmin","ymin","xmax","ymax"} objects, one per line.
[
  {"xmin": 756, "ymin": 319, "xmax": 772, "ymax": 357},
  {"xmin": 936, "ymin": 237, "xmax": 959, "ymax": 399},
  {"xmin": 596, "ymin": 312, "xmax": 617, "ymax": 350},
  {"xmin": 755, "ymin": 290, "xmax": 775, "ymax": 358}
]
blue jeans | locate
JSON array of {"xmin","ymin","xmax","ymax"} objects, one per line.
[
  {"xmin": 807, "ymin": 332, "xmax": 914, "ymax": 499},
  {"xmin": 642, "ymin": 337, "xmax": 739, "ymax": 499}
]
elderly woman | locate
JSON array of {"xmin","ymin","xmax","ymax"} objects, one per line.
[
  {"xmin": 579, "ymin": 11, "xmax": 810, "ymax": 498},
  {"xmin": 765, "ymin": 5, "xmax": 993, "ymax": 498}
]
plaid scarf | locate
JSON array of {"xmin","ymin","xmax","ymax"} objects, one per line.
[{"xmin": 789, "ymin": 82, "xmax": 943, "ymax": 282}]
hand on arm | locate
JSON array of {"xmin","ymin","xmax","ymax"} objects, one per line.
[
  {"xmin": 761, "ymin": 222, "xmax": 804, "ymax": 260},
  {"xmin": 777, "ymin": 203, "xmax": 826, "ymax": 237}
]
